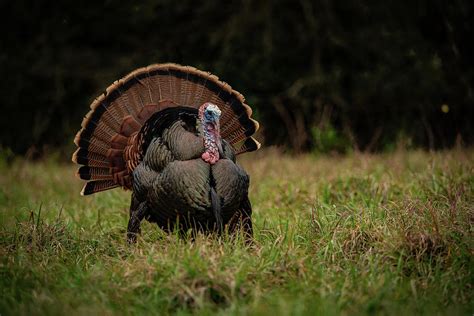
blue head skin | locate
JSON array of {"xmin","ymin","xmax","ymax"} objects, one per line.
[
  {"xmin": 203, "ymin": 103, "xmax": 221, "ymax": 123},
  {"xmin": 199, "ymin": 103, "xmax": 222, "ymax": 164}
]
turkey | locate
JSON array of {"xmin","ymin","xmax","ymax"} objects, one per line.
[{"xmin": 72, "ymin": 63, "xmax": 260, "ymax": 242}]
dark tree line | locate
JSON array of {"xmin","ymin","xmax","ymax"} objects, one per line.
[{"xmin": 1, "ymin": 0, "xmax": 473, "ymax": 156}]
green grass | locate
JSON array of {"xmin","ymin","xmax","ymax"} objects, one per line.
[{"xmin": 0, "ymin": 149, "xmax": 473, "ymax": 315}]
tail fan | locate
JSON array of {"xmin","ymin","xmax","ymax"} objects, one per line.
[{"xmin": 72, "ymin": 63, "xmax": 260, "ymax": 195}]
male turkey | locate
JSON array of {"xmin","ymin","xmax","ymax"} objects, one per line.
[{"xmin": 72, "ymin": 63, "xmax": 260, "ymax": 242}]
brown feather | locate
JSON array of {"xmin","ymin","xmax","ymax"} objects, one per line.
[
  {"xmin": 120, "ymin": 116, "xmax": 142, "ymax": 137},
  {"xmin": 235, "ymin": 137, "xmax": 261, "ymax": 155},
  {"xmin": 110, "ymin": 134, "xmax": 129, "ymax": 149},
  {"xmin": 81, "ymin": 180, "xmax": 120, "ymax": 195},
  {"xmin": 77, "ymin": 166, "xmax": 112, "ymax": 181}
]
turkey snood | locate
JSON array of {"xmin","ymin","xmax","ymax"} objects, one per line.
[{"xmin": 199, "ymin": 103, "xmax": 222, "ymax": 164}]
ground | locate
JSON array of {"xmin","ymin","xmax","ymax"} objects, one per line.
[{"xmin": 0, "ymin": 149, "xmax": 473, "ymax": 315}]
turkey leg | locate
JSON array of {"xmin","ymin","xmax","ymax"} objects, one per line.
[{"xmin": 127, "ymin": 195, "xmax": 148, "ymax": 243}]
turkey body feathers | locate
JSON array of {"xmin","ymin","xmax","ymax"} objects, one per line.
[{"xmin": 132, "ymin": 108, "xmax": 249, "ymax": 232}]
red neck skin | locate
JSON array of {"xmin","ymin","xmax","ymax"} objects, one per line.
[
  {"xmin": 199, "ymin": 103, "xmax": 222, "ymax": 164},
  {"xmin": 201, "ymin": 121, "xmax": 221, "ymax": 164}
]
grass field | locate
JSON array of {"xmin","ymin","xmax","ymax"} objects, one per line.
[{"xmin": 0, "ymin": 149, "xmax": 473, "ymax": 315}]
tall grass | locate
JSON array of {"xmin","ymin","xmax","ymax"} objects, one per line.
[{"xmin": 0, "ymin": 149, "xmax": 473, "ymax": 315}]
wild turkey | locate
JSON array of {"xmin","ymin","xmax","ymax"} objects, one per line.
[{"xmin": 72, "ymin": 63, "xmax": 260, "ymax": 242}]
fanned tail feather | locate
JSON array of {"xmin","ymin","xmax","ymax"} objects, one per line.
[
  {"xmin": 81, "ymin": 180, "xmax": 120, "ymax": 196},
  {"xmin": 72, "ymin": 63, "xmax": 260, "ymax": 195}
]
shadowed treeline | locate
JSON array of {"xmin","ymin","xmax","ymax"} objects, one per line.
[{"xmin": 1, "ymin": 0, "xmax": 473, "ymax": 156}]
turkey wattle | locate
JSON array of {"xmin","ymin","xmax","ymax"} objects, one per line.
[{"xmin": 72, "ymin": 63, "xmax": 260, "ymax": 242}]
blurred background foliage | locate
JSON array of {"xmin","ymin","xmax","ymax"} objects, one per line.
[{"xmin": 1, "ymin": 0, "xmax": 473, "ymax": 157}]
